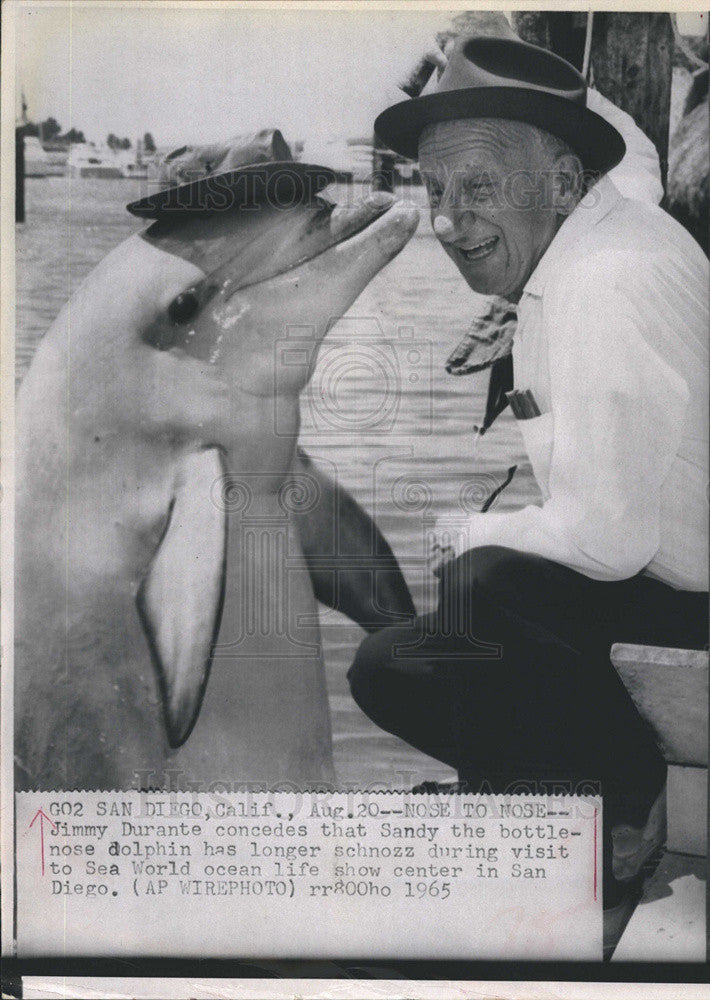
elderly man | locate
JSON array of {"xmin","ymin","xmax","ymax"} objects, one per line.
[{"xmin": 348, "ymin": 36, "xmax": 709, "ymax": 922}]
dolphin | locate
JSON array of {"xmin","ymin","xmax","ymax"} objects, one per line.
[{"xmin": 15, "ymin": 168, "xmax": 419, "ymax": 791}]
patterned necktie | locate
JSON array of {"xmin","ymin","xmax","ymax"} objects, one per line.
[
  {"xmin": 482, "ymin": 351, "xmax": 514, "ymax": 433},
  {"xmin": 445, "ymin": 298, "xmax": 519, "ymax": 512},
  {"xmin": 445, "ymin": 297, "xmax": 517, "ymax": 433}
]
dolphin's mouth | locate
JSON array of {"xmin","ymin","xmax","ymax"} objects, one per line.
[
  {"xmin": 143, "ymin": 190, "xmax": 405, "ymax": 307},
  {"xmin": 229, "ymin": 191, "xmax": 397, "ymax": 295}
]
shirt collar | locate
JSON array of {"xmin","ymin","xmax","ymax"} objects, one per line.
[{"xmin": 522, "ymin": 175, "xmax": 622, "ymax": 298}]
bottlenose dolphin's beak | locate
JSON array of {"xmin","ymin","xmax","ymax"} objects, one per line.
[
  {"xmin": 326, "ymin": 190, "xmax": 397, "ymax": 241},
  {"xmin": 222, "ymin": 190, "xmax": 404, "ymax": 294}
]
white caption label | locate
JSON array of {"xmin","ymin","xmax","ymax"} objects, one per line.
[{"xmin": 16, "ymin": 791, "xmax": 601, "ymax": 959}]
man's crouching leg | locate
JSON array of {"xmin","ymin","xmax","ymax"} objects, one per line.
[
  {"xmin": 347, "ymin": 611, "xmax": 463, "ymax": 772},
  {"xmin": 347, "ymin": 546, "xmax": 547, "ymax": 780},
  {"xmin": 349, "ymin": 544, "xmax": 667, "ymax": 803}
]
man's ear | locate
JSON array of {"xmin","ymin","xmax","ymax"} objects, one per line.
[{"xmin": 552, "ymin": 153, "xmax": 584, "ymax": 215}]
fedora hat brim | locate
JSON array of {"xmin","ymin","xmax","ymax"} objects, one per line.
[
  {"xmin": 127, "ymin": 161, "xmax": 337, "ymax": 219},
  {"xmin": 375, "ymin": 87, "xmax": 626, "ymax": 175}
]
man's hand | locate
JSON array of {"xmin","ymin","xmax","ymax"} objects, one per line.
[{"xmin": 397, "ymin": 37, "xmax": 449, "ymax": 98}]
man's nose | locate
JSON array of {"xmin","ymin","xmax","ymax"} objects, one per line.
[
  {"xmin": 432, "ymin": 214, "xmax": 458, "ymax": 243},
  {"xmin": 434, "ymin": 210, "xmax": 477, "ymax": 246}
]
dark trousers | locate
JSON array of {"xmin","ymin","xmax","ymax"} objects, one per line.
[{"xmin": 348, "ymin": 546, "xmax": 708, "ymax": 828}]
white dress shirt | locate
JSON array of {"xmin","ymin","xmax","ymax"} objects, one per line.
[{"xmin": 453, "ymin": 176, "xmax": 709, "ymax": 591}]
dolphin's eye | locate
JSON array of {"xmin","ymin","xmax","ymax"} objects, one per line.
[{"xmin": 168, "ymin": 291, "xmax": 200, "ymax": 324}]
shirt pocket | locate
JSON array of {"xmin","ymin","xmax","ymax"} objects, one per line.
[{"xmin": 516, "ymin": 411, "xmax": 554, "ymax": 501}]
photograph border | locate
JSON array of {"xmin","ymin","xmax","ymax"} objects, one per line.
[{"xmin": 2, "ymin": 1, "xmax": 707, "ymax": 996}]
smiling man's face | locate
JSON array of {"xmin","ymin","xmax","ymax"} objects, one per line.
[{"xmin": 419, "ymin": 118, "xmax": 574, "ymax": 301}]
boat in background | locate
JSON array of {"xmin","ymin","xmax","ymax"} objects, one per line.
[
  {"xmin": 297, "ymin": 137, "xmax": 355, "ymax": 179},
  {"xmin": 297, "ymin": 136, "xmax": 421, "ymax": 184},
  {"xmin": 67, "ymin": 140, "xmax": 157, "ymax": 179},
  {"xmin": 120, "ymin": 160, "xmax": 150, "ymax": 179},
  {"xmin": 119, "ymin": 138, "xmax": 154, "ymax": 179},
  {"xmin": 42, "ymin": 144, "xmax": 69, "ymax": 176},
  {"xmin": 68, "ymin": 142, "xmax": 124, "ymax": 178},
  {"xmin": 24, "ymin": 137, "xmax": 53, "ymax": 177}
]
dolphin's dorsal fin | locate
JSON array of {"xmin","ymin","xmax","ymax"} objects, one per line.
[
  {"xmin": 293, "ymin": 449, "xmax": 416, "ymax": 632},
  {"xmin": 137, "ymin": 448, "xmax": 227, "ymax": 747}
]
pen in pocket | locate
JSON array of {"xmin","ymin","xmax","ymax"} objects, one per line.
[{"xmin": 506, "ymin": 389, "xmax": 541, "ymax": 420}]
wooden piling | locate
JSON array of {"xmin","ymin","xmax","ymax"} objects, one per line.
[
  {"xmin": 514, "ymin": 12, "xmax": 674, "ymax": 191},
  {"xmin": 590, "ymin": 13, "xmax": 674, "ymax": 189},
  {"xmin": 16, "ymin": 128, "xmax": 25, "ymax": 223}
]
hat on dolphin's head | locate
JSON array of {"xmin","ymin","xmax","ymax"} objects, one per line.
[
  {"xmin": 127, "ymin": 128, "xmax": 336, "ymax": 219},
  {"xmin": 374, "ymin": 36, "xmax": 625, "ymax": 175}
]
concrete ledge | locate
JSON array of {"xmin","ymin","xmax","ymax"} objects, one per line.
[
  {"xmin": 610, "ymin": 645, "xmax": 708, "ymax": 766},
  {"xmin": 667, "ymin": 764, "xmax": 708, "ymax": 856}
]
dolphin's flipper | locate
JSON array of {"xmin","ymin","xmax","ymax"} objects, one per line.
[
  {"xmin": 293, "ymin": 449, "xmax": 416, "ymax": 632},
  {"xmin": 137, "ymin": 449, "xmax": 227, "ymax": 747}
]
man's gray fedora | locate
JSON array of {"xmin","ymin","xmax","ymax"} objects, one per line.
[{"xmin": 375, "ymin": 36, "xmax": 626, "ymax": 175}]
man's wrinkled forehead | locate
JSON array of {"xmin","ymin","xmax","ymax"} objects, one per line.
[{"xmin": 419, "ymin": 118, "xmax": 530, "ymax": 176}]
